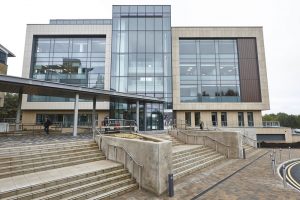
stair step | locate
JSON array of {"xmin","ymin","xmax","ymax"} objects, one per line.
[
  {"xmin": 0, "ymin": 149, "xmax": 101, "ymax": 167},
  {"xmin": 174, "ymin": 156, "xmax": 225, "ymax": 180},
  {"xmin": 172, "ymin": 147, "xmax": 205, "ymax": 158},
  {"xmin": 87, "ymin": 184, "xmax": 138, "ymax": 200},
  {"xmin": 0, "ymin": 152, "xmax": 104, "ymax": 173},
  {"xmin": 0, "ymin": 156, "xmax": 104, "ymax": 179},
  {"xmin": 0, "ymin": 140, "xmax": 95, "ymax": 155},
  {"xmin": 36, "ymin": 178, "xmax": 135, "ymax": 200},
  {"xmin": 0, "ymin": 144, "xmax": 98, "ymax": 160},
  {"xmin": 0, "ymin": 165, "xmax": 124, "ymax": 199},
  {"xmin": 174, "ymin": 154, "xmax": 222, "ymax": 174},
  {"xmin": 173, "ymin": 148, "xmax": 214, "ymax": 164},
  {"xmin": 173, "ymin": 151, "xmax": 217, "ymax": 168}
]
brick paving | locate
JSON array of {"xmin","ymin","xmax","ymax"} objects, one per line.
[{"xmin": 114, "ymin": 149, "xmax": 300, "ymax": 200}]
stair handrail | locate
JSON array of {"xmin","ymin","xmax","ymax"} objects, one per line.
[
  {"xmin": 177, "ymin": 130, "xmax": 230, "ymax": 158},
  {"xmin": 107, "ymin": 144, "xmax": 143, "ymax": 190},
  {"xmin": 241, "ymin": 134, "xmax": 258, "ymax": 148}
]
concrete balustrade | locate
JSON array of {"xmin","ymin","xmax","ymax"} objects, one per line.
[
  {"xmin": 169, "ymin": 130, "xmax": 243, "ymax": 159},
  {"xmin": 95, "ymin": 134, "xmax": 172, "ymax": 195}
]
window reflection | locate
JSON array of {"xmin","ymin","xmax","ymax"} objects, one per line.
[
  {"xmin": 31, "ymin": 37, "xmax": 106, "ymax": 102},
  {"xmin": 180, "ymin": 39, "xmax": 240, "ymax": 102}
]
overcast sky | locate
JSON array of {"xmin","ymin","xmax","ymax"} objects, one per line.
[{"xmin": 1, "ymin": 0, "xmax": 299, "ymax": 115}]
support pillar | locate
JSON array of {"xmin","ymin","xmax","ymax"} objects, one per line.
[
  {"xmin": 73, "ymin": 93, "xmax": 79, "ymax": 137},
  {"xmin": 136, "ymin": 101, "xmax": 139, "ymax": 132},
  {"xmin": 92, "ymin": 96, "xmax": 96, "ymax": 139},
  {"xmin": 16, "ymin": 89, "xmax": 23, "ymax": 131}
]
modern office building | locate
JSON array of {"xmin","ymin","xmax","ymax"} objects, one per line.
[
  {"xmin": 0, "ymin": 44, "xmax": 15, "ymax": 107},
  {"xmin": 21, "ymin": 5, "xmax": 270, "ymax": 132}
]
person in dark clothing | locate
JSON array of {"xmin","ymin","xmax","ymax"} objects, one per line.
[
  {"xmin": 200, "ymin": 121, "xmax": 204, "ymax": 130},
  {"xmin": 44, "ymin": 117, "xmax": 52, "ymax": 134}
]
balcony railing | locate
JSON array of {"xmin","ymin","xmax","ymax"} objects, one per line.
[{"xmin": 262, "ymin": 121, "xmax": 280, "ymax": 127}]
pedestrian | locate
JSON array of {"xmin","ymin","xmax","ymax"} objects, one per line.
[
  {"xmin": 44, "ymin": 116, "xmax": 52, "ymax": 134},
  {"xmin": 200, "ymin": 121, "xmax": 204, "ymax": 130}
]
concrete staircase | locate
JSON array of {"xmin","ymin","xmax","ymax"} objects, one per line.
[
  {"xmin": 150, "ymin": 133, "xmax": 185, "ymax": 146},
  {"xmin": 0, "ymin": 140, "xmax": 105, "ymax": 178},
  {"xmin": 0, "ymin": 140, "xmax": 138, "ymax": 199},
  {"xmin": 173, "ymin": 146, "xmax": 225, "ymax": 180}
]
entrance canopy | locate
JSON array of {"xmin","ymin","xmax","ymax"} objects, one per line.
[
  {"xmin": 0, "ymin": 75, "xmax": 164, "ymax": 136},
  {"xmin": 0, "ymin": 75, "xmax": 164, "ymax": 103}
]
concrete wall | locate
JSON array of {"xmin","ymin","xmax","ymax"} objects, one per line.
[
  {"xmin": 169, "ymin": 130, "xmax": 242, "ymax": 158},
  {"xmin": 292, "ymin": 135, "xmax": 300, "ymax": 143},
  {"xmin": 21, "ymin": 24, "xmax": 112, "ymax": 111},
  {"xmin": 95, "ymin": 134, "xmax": 172, "ymax": 195},
  {"xmin": 256, "ymin": 127, "xmax": 293, "ymax": 143},
  {"xmin": 172, "ymin": 27, "xmax": 269, "ymax": 111}
]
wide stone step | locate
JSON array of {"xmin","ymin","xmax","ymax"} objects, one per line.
[
  {"xmin": 172, "ymin": 147, "xmax": 206, "ymax": 158},
  {"xmin": 36, "ymin": 178, "xmax": 135, "ymax": 200},
  {"xmin": 0, "ymin": 156, "xmax": 104, "ymax": 179},
  {"xmin": 1, "ymin": 169, "xmax": 127, "ymax": 200},
  {"xmin": 0, "ymin": 152, "xmax": 104, "ymax": 173},
  {"xmin": 173, "ymin": 151, "xmax": 217, "ymax": 168},
  {"xmin": 0, "ymin": 143, "xmax": 97, "ymax": 160},
  {"xmin": 0, "ymin": 140, "xmax": 95, "ymax": 155},
  {"xmin": 0, "ymin": 165, "xmax": 124, "ymax": 199},
  {"xmin": 87, "ymin": 184, "xmax": 138, "ymax": 200},
  {"xmin": 174, "ymin": 156, "xmax": 225, "ymax": 180},
  {"xmin": 0, "ymin": 149, "xmax": 101, "ymax": 167},
  {"xmin": 174, "ymin": 154, "xmax": 222, "ymax": 174},
  {"xmin": 173, "ymin": 148, "xmax": 214, "ymax": 163}
]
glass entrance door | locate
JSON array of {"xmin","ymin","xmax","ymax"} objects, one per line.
[{"xmin": 151, "ymin": 113, "xmax": 158, "ymax": 130}]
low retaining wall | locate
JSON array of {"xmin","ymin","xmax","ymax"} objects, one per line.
[
  {"xmin": 95, "ymin": 134, "xmax": 172, "ymax": 195},
  {"xmin": 169, "ymin": 130, "xmax": 242, "ymax": 159}
]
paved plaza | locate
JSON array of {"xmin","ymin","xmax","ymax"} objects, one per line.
[{"xmin": 115, "ymin": 149, "xmax": 300, "ymax": 200}]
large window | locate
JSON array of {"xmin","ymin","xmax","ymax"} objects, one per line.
[
  {"xmin": 111, "ymin": 5, "xmax": 172, "ymax": 109},
  {"xmin": 247, "ymin": 112, "xmax": 254, "ymax": 127},
  {"xmin": 179, "ymin": 39, "xmax": 240, "ymax": 102},
  {"xmin": 238, "ymin": 112, "xmax": 244, "ymax": 127},
  {"xmin": 30, "ymin": 36, "xmax": 106, "ymax": 102},
  {"xmin": 111, "ymin": 5, "xmax": 172, "ymax": 131}
]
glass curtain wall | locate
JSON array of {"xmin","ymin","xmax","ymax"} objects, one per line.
[
  {"xmin": 111, "ymin": 5, "xmax": 172, "ymax": 130},
  {"xmin": 29, "ymin": 36, "xmax": 106, "ymax": 102},
  {"xmin": 179, "ymin": 39, "xmax": 240, "ymax": 102}
]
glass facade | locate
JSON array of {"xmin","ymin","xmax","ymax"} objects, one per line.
[
  {"xmin": 111, "ymin": 5, "xmax": 172, "ymax": 130},
  {"xmin": 30, "ymin": 36, "xmax": 106, "ymax": 102},
  {"xmin": 179, "ymin": 39, "xmax": 240, "ymax": 102},
  {"xmin": 0, "ymin": 50, "xmax": 7, "ymax": 65}
]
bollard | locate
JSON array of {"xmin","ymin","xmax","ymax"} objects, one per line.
[
  {"xmin": 272, "ymin": 158, "xmax": 276, "ymax": 175},
  {"xmin": 279, "ymin": 148, "xmax": 282, "ymax": 161},
  {"xmin": 289, "ymin": 147, "xmax": 291, "ymax": 159},
  {"xmin": 282, "ymin": 164, "xmax": 287, "ymax": 188},
  {"xmin": 243, "ymin": 148, "xmax": 246, "ymax": 159},
  {"xmin": 168, "ymin": 174, "xmax": 174, "ymax": 197}
]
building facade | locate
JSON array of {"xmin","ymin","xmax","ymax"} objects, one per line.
[
  {"xmin": 21, "ymin": 5, "xmax": 270, "ymax": 132},
  {"xmin": 0, "ymin": 44, "xmax": 15, "ymax": 107}
]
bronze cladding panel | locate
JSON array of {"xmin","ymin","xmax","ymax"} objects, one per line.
[{"xmin": 238, "ymin": 38, "xmax": 261, "ymax": 102}]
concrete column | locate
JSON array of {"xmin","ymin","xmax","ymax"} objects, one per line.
[
  {"xmin": 92, "ymin": 96, "xmax": 96, "ymax": 139},
  {"xmin": 16, "ymin": 90, "xmax": 23, "ymax": 131},
  {"xmin": 73, "ymin": 93, "xmax": 79, "ymax": 137},
  {"xmin": 136, "ymin": 101, "xmax": 139, "ymax": 131}
]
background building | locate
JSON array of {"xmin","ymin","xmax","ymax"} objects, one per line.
[
  {"xmin": 0, "ymin": 44, "xmax": 15, "ymax": 107},
  {"xmin": 21, "ymin": 5, "xmax": 271, "ymax": 135}
]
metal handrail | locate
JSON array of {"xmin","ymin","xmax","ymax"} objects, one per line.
[
  {"xmin": 107, "ymin": 144, "xmax": 143, "ymax": 190},
  {"xmin": 177, "ymin": 130, "xmax": 230, "ymax": 158},
  {"xmin": 242, "ymin": 134, "xmax": 258, "ymax": 148}
]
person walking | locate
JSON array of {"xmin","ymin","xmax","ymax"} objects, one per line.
[{"xmin": 44, "ymin": 116, "xmax": 52, "ymax": 134}]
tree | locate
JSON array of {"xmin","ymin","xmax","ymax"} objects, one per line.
[
  {"xmin": 0, "ymin": 93, "xmax": 18, "ymax": 119},
  {"xmin": 263, "ymin": 112, "xmax": 300, "ymax": 128}
]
